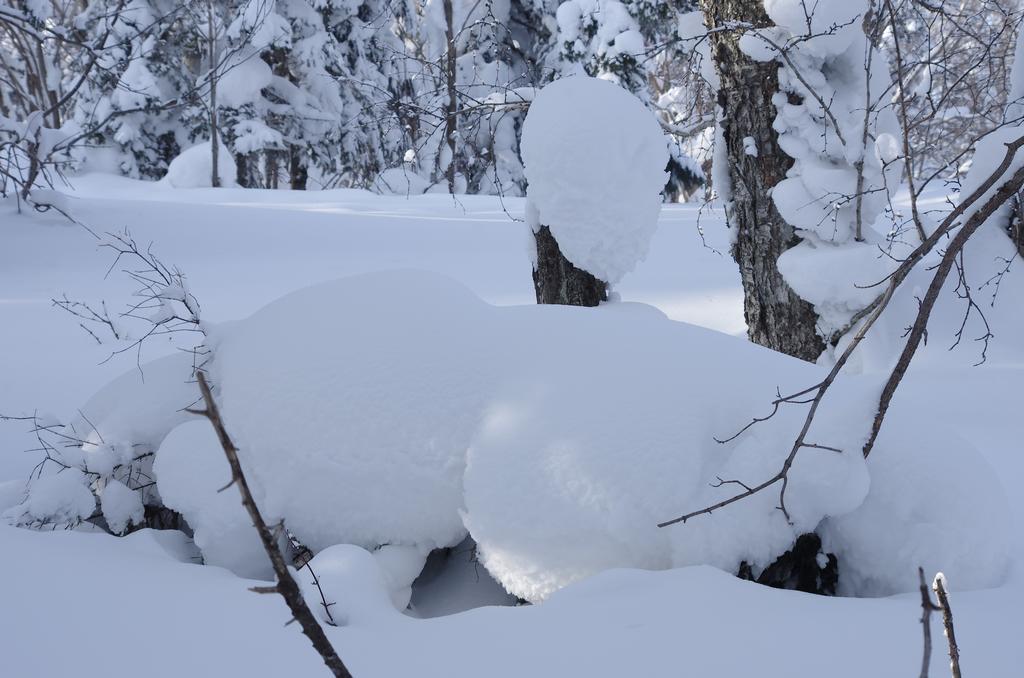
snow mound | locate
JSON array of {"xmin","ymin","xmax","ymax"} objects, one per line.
[
  {"xmin": 297, "ymin": 544, "xmax": 399, "ymax": 626},
  {"xmin": 163, "ymin": 142, "xmax": 236, "ymax": 188},
  {"xmin": 206, "ymin": 271, "xmax": 499, "ymax": 554},
  {"xmin": 154, "ymin": 420, "xmax": 272, "ymax": 580},
  {"xmin": 463, "ymin": 305, "xmax": 872, "ymax": 602},
  {"xmin": 5, "ymin": 469, "xmax": 95, "ymax": 526},
  {"xmin": 372, "ymin": 168, "xmax": 430, "ymax": 195},
  {"xmin": 61, "ymin": 271, "xmax": 1013, "ymax": 604},
  {"xmin": 100, "ymin": 479, "xmax": 144, "ymax": 535},
  {"xmin": 372, "ymin": 544, "xmax": 430, "ymax": 610},
  {"xmin": 61, "ymin": 352, "xmax": 199, "ymax": 476},
  {"xmin": 822, "ymin": 420, "xmax": 1012, "ymax": 596},
  {"xmin": 521, "ymin": 76, "xmax": 668, "ymax": 284}
]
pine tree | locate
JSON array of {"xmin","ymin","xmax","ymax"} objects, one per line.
[{"xmin": 71, "ymin": 0, "xmax": 195, "ymax": 179}]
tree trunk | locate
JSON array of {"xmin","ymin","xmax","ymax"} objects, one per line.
[
  {"xmin": 207, "ymin": 1, "xmax": 220, "ymax": 188},
  {"xmin": 532, "ymin": 226, "xmax": 608, "ymax": 306},
  {"xmin": 290, "ymin": 148, "xmax": 308, "ymax": 190},
  {"xmin": 442, "ymin": 0, "xmax": 458, "ymax": 193},
  {"xmin": 235, "ymin": 153, "xmax": 250, "ymax": 188},
  {"xmin": 265, "ymin": 151, "xmax": 279, "ymax": 189},
  {"xmin": 1011, "ymin": 194, "xmax": 1024, "ymax": 257},
  {"xmin": 701, "ymin": 0, "xmax": 824, "ymax": 362}
]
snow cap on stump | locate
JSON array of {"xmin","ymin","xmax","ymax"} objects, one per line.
[{"xmin": 522, "ymin": 75, "xmax": 668, "ymax": 284}]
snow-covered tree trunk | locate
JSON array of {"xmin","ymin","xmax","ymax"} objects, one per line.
[
  {"xmin": 207, "ymin": 0, "xmax": 221, "ymax": 189},
  {"xmin": 442, "ymin": 0, "xmax": 458, "ymax": 194},
  {"xmin": 236, "ymin": 153, "xmax": 252, "ymax": 187},
  {"xmin": 525, "ymin": 77, "xmax": 666, "ymax": 308},
  {"xmin": 700, "ymin": 0, "xmax": 824, "ymax": 361},
  {"xmin": 1011, "ymin": 199, "xmax": 1024, "ymax": 257},
  {"xmin": 532, "ymin": 225, "xmax": 608, "ymax": 306},
  {"xmin": 289, "ymin": 148, "xmax": 307, "ymax": 190}
]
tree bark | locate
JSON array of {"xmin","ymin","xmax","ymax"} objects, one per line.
[
  {"xmin": 290, "ymin": 148, "xmax": 308, "ymax": 190},
  {"xmin": 235, "ymin": 153, "xmax": 250, "ymax": 188},
  {"xmin": 701, "ymin": 0, "xmax": 824, "ymax": 362},
  {"xmin": 532, "ymin": 226, "xmax": 608, "ymax": 306},
  {"xmin": 1010, "ymin": 194, "xmax": 1024, "ymax": 257},
  {"xmin": 265, "ymin": 151, "xmax": 279, "ymax": 189},
  {"xmin": 207, "ymin": 0, "xmax": 220, "ymax": 188},
  {"xmin": 442, "ymin": 0, "xmax": 458, "ymax": 193}
]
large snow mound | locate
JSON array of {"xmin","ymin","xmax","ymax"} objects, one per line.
[
  {"xmin": 206, "ymin": 271, "xmax": 499, "ymax": 554},
  {"xmin": 463, "ymin": 308, "xmax": 878, "ymax": 601},
  {"xmin": 141, "ymin": 271, "xmax": 1012, "ymax": 601},
  {"xmin": 521, "ymin": 76, "xmax": 668, "ymax": 284},
  {"xmin": 821, "ymin": 419, "xmax": 1012, "ymax": 596}
]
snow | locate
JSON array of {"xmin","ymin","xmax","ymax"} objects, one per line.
[
  {"xmin": 1, "ymin": 174, "xmax": 1022, "ymax": 677},
  {"xmin": 821, "ymin": 419, "xmax": 1012, "ymax": 597},
  {"xmin": 521, "ymin": 76, "xmax": 668, "ymax": 284},
  {"xmin": 163, "ymin": 142, "xmax": 237, "ymax": 188},
  {"xmin": 957, "ymin": 125, "xmax": 1024, "ymax": 222},
  {"xmin": 554, "ymin": 1, "xmax": 646, "ymax": 82},
  {"xmin": 217, "ymin": 51, "xmax": 274, "ymax": 109},
  {"xmin": 99, "ymin": 478, "xmax": 144, "ymax": 535},
  {"xmin": 298, "ymin": 544, "xmax": 399, "ymax": 626},
  {"xmin": 154, "ymin": 419, "xmax": 272, "ymax": 580},
  {"xmin": 0, "ymin": 521, "xmax": 1020, "ymax": 677},
  {"xmin": 372, "ymin": 167, "xmax": 430, "ymax": 195},
  {"xmin": 4, "ymin": 468, "xmax": 95, "ymax": 527},
  {"xmin": 372, "ymin": 544, "xmax": 430, "ymax": 611},
  {"xmin": 776, "ymin": 235, "xmax": 910, "ymax": 338},
  {"xmin": 762, "ymin": 0, "xmax": 868, "ymax": 58},
  {"xmin": 115, "ymin": 270, "xmax": 1005, "ymax": 605},
  {"xmin": 205, "ymin": 272, "xmax": 494, "ymax": 555},
  {"xmin": 65, "ymin": 351, "xmax": 200, "ymax": 470}
]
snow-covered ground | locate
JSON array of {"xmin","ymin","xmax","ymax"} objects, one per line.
[{"xmin": 1, "ymin": 176, "xmax": 1021, "ymax": 676}]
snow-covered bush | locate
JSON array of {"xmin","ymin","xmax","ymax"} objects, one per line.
[
  {"xmin": 2, "ymin": 230, "xmax": 207, "ymax": 534},
  {"xmin": 522, "ymin": 76, "xmax": 668, "ymax": 285},
  {"xmin": 2, "ymin": 352, "xmax": 199, "ymax": 533}
]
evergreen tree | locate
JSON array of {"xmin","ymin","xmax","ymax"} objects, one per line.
[{"xmin": 71, "ymin": 0, "xmax": 195, "ymax": 179}]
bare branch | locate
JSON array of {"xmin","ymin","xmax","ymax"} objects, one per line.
[
  {"xmin": 191, "ymin": 372, "xmax": 353, "ymax": 678},
  {"xmin": 932, "ymin": 573, "xmax": 962, "ymax": 678}
]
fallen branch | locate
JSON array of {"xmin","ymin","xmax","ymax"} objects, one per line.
[{"xmin": 188, "ymin": 371, "xmax": 354, "ymax": 678}]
